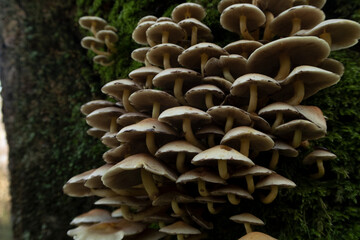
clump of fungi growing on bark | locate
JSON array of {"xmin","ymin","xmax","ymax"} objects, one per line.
[{"xmin": 64, "ymin": 1, "xmax": 360, "ymax": 239}]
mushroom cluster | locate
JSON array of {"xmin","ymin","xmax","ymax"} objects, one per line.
[{"xmin": 64, "ymin": 1, "xmax": 360, "ymax": 239}]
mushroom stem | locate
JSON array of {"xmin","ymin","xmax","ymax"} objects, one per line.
[
  {"xmin": 263, "ymin": 11, "xmax": 274, "ymax": 41},
  {"xmin": 272, "ymin": 112, "xmax": 283, "ymax": 132},
  {"xmin": 141, "ymin": 168, "xmax": 159, "ymax": 200},
  {"xmin": 176, "ymin": 152, "xmax": 187, "ymax": 173},
  {"xmin": 105, "ymin": 37, "xmax": 117, "ymax": 52},
  {"xmin": 120, "ymin": 205, "xmax": 134, "ymax": 221},
  {"xmin": 90, "ymin": 43, "xmax": 111, "ymax": 56},
  {"xmin": 148, "ymin": 39, "xmax": 156, "ymax": 47},
  {"xmin": 145, "ymin": 58, "xmax": 151, "ymax": 67},
  {"xmin": 240, "ymin": 15, "xmax": 254, "ymax": 40},
  {"xmin": 200, "ymin": 53, "xmax": 208, "ymax": 77},
  {"xmin": 290, "ymin": 17, "xmax": 302, "ymax": 36},
  {"xmin": 152, "ymin": 102, "xmax": 161, "ymax": 119},
  {"xmin": 183, "ymin": 118, "xmax": 204, "ymax": 149},
  {"xmin": 310, "ymin": 159, "xmax": 325, "ymax": 179},
  {"xmin": 247, "ymin": 84, "xmax": 258, "ymax": 113},
  {"xmin": 245, "ymin": 175, "xmax": 255, "ymax": 194},
  {"xmin": 162, "ymin": 31, "xmax": 169, "ymax": 43},
  {"xmin": 292, "ymin": 129, "xmax": 302, "ymax": 148},
  {"xmin": 191, "ymin": 26, "xmax": 198, "ymax": 46},
  {"xmin": 90, "ymin": 23, "xmax": 97, "ymax": 36},
  {"xmin": 319, "ymin": 32, "xmax": 332, "ymax": 47},
  {"xmin": 177, "ymin": 234, "xmax": 185, "ymax": 240},
  {"xmin": 261, "ymin": 185, "xmax": 279, "ymax": 204},
  {"xmin": 198, "ymin": 179, "xmax": 209, "ymax": 197},
  {"xmin": 205, "ymin": 93, "xmax": 214, "ymax": 109},
  {"xmin": 228, "ymin": 193, "xmax": 241, "ymax": 205},
  {"xmin": 146, "ymin": 132, "xmax": 158, "ymax": 156},
  {"xmin": 223, "ymin": 67, "xmax": 235, "ymax": 83},
  {"xmin": 163, "ymin": 52, "xmax": 171, "ymax": 69},
  {"xmin": 269, "ymin": 150, "xmax": 279, "ymax": 170},
  {"xmin": 207, "ymin": 202, "xmax": 221, "ymax": 214},
  {"xmin": 274, "ymin": 52, "xmax": 291, "ymax": 80},
  {"xmin": 225, "ymin": 116, "xmax": 234, "ymax": 133},
  {"xmin": 171, "ymin": 200, "xmax": 185, "ymax": 216},
  {"xmin": 286, "ymin": 79, "xmax": 305, "ymax": 105},
  {"xmin": 174, "ymin": 78, "xmax": 187, "ymax": 105},
  {"xmin": 185, "ymin": 9, "xmax": 191, "ymax": 18},
  {"xmin": 244, "ymin": 223, "xmax": 253, "ymax": 234},
  {"xmin": 208, "ymin": 134, "xmax": 215, "ymax": 147},
  {"xmin": 218, "ymin": 160, "xmax": 229, "ymax": 179},
  {"xmin": 110, "ymin": 117, "xmax": 117, "ymax": 133},
  {"xmin": 145, "ymin": 75, "xmax": 153, "ymax": 89},
  {"xmin": 240, "ymin": 138, "xmax": 250, "ymax": 157},
  {"xmin": 122, "ymin": 89, "xmax": 136, "ymax": 112}
]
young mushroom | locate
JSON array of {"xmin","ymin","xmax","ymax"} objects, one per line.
[
  {"xmin": 230, "ymin": 213, "xmax": 264, "ymax": 233},
  {"xmin": 96, "ymin": 30, "xmax": 118, "ymax": 52},
  {"xmin": 211, "ymin": 185, "xmax": 253, "ymax": 205},
  {"xmin": 178, "ymin": 18, "xmax": 213, "ymax": 46},
  {"xmin": 146, "ymin": 43, "xmax": 184, "ymax": 69},
  {"xmin": 79, "ymin": 16, "xmax": 107, "ymax": 36},
  {"xmin": 129, "ymin": 66, "xmax": 162, "ymax": 89},
  {"xmin": 185, "ymin": 84, "xmax": 225, "ymax": 110},
  {"xmin": 159, "ymin": 221, "xmax": 201, "ymax": 240},
  {"xmin": 239, "ymin": 231, "xmax": 277, "ymax": 240},
  {"xmin": 223, "ymin": 40, "xmax": 262, "ymax": 59},
  {"xmin": 146, "ymin": 21, "xmax": 185, "ymax": 45},
  {"xmin": 81, "ymin": 36, "xmax": 111, "ymax": 56},
  {"xmin": 171, "ymin": 2, "xmax": 206, "ymax": 22},
  {"xmin": 303, "ymin": 149, "xmax": 337, "ymax": 179}
]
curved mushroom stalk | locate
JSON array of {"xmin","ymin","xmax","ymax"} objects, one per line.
[
  {"xmin": 240, "ymin": 138, "xmax": 250, "ymax": 157},
  {"xmin": 90, "ymin": 43, "xmax": 111, "ymax": 56},
  {"xmin": 163, "ymin": 53, "xmax": 171, "ymax": 69},
  {"xmin": 263, "ymin": 11, "xmax": 274, "ymax": 41},
  {"xmin": 244, "ymin": 223, "xmax": 253, "ymax": 234},
  {"xmin": 245, "ymin": 175, "xmax": 255, "ymax": 194},
  {"xmin": 191, "ymin": 26, "xmax": 198, "ymax": 46},
  {"xmin": 171, "ymin": 200, "xmax": 185, "ymax": 216},
  {"xmin": 310, "ymin": 159, "xmax": 325, "ymax": 179},
  {"xmin": 110, "ymin": 117, "xmax": 118, "ymax": 133},
  {"xmin": 224, "ymin": 116, "xmax": 234, "ymax": 133},
  {"xmin": 145, "ymin": 75, "xmax": 153, "ymax": 89},
  {"xmin": 205, "ymin": 93, "xmax": 215, "ymax": 109},
  {"xmin": 290, "ymin": 17, "xmax": 302, "ymax": 36},
  {"xmin": 247, "ymin": 84, "xmax": 258, "ymax": 113},
  {"xmin": 272, "ymin": 112, "xmax": 284, "ymax": 132},
  {"xmin": 240, "ymin": 15, "xmax": 254, "ymax": 40},
  {"xmin": 162, "ymin": 31, "xmax": 169, "ymax": 43},
  {"xmin": 218, "ymin": 160, "xmax": 229, "ymax": 180},
  {"xmin": 122, "ymin": 89, "xmax": 136, "ymax": 112},
  {"xmin": 146, "ymin": 132, "xmax": 158, "ymax": 156},
  {"xmin": 176, "ymin": 152, "xmax": 187, "ymax": 173},
  {"xmin": 197, "ymin": 179, "xmax": 210, "ymax": 197},
  {"xmin": 269, "ymin": 150, "xmax": 279, "ymax": 170},
  {"xmin": 227, "ymin": 193, "xmax": 241, "ymax": 205},
  {"xmin": 200, "ymin": 53, "xmax": 208, "ymax": 77},
  {"xmin": 152, "ymin": 102, "xmax": 161, "ymax": 119},
  {"xmin": 274, "ymin": 53, "xmax": 291, "ymax": 80},
  {"xmin": 223, "ymin": 67, "xmax": 235, "ymax": 83},
  {"xmin": 292, "ymin": 129, "xmax": 302, "ymax": 148},
  {"xmin": 174, "ymin": 78, "xmax": 187, "ymax": 105},
  {"xmin": 141, "ymin": 168, "xmax": 159, "ymax": 200},
  {"xmin": 207, "ymin": 202, "xmax": 222, "ymax": 214},
  {"xmin": 285, "ymin": 79, "xmax": 305, "ymax": 105},
  {"xmin": 260, "ymin": 185, "xmax": 279, "ymax": 204},
  {"xmin": 183, "ymin": 118, "xmax": 205, "ymax": 149}
]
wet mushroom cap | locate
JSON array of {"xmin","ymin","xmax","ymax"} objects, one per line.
[
  {"xmin": 207, "ymin": 105, "xmax": 251, "ymax": 127},
  {"xmin": 230, "ymin": 213, "xmax": 264, "ymax": 226},
  {"xmin": 178, "ymin": 18, "xmax": 213, "ymax": 39},
  {"xmin": 132, "ymin": 21, "xmax": 156, "ymax": 45},
  {"xmin": 101, "ymin": 79, "xmax": 140, "ymax": 101},
  {"xmin": 70, "ymin": 209, "xmax": 113, "ymax": 226},
  {"xmin": 231, "ymin": 165, "xmax": 273, "ymax": 178},
  {"xmin": 152, "ymin": 67, "xmax": 202, "ymax": 90},
  {"xmin": 176, "ymin": 167, "xmax": 227, "ymax": 185},
  {"xmin": 171, "ymin": 2, "xmax": 206, "ymax": 22},
  {"xmin": 96, "ymin": 30, "xmax": 118, "ymax": 43},
  {"xmin": 146, "ymin": 21, "xmax": 185, "ymax": 44},
  {"xmin": 85, "ymin": 107, "xmax": 125, "ymax": 131},
  {"xmin": 317, "ymin": 58, "xmax": 344, "ymax": 76},
  {"xmin": 224, "ymin": 40, "xmax": 262, "ymax": 57},
  {"xmin": 274, "ymin": 119, "xmax": 325, "ymax": 141},
  {"xmin": 146, "ymin": 43, "xmax": 184, "ymax": 68},
  {"xmin": 255, "ymin": 173, "xmax": 296, "ymax": 189},
  {"xmin": 80, "ymin": 100, "xmax": 115, "ymax": 115},
  {"xmin": 81, "ymin": 36, "xmax": 104, "ymax": 49},
  {"xmin": 295, "ymin": 105, "xmax": 327, "ymax": 131},
  {"xmin": 258, "ymin": 102, "xmax": 301, "ymax": 122},
  {"xmin": 185, "ymin": 84, "xmax": 225, "ymax": 110},
  {"xmin": 79, "ymin": 16, "xmax": 107, "ymax": 33},
  {"xmin": 155, "ymin": 140, "xmax": 202, "ymax": 162},
  {"xmin": 129, "ymin": 66, "xmax": 162, "ymax": 87},
  {"xmin": 238, "ymin": 231, "xmax": 277, "ymax": 240},
  {"xmin": 131, "ymin": 47, "xmax": 150, "ymax": 63},
  {"xmin": 303, "ymin": 149, "xmax": 337, "ymax": 165}
]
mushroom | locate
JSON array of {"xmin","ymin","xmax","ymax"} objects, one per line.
[
  {"xmin": 178, "ymin": 18, "xmax": 213, "ymax": 46},
  {"xmin": 152, "ymin": 191, "xmax": 194, "ymax": 216},
  {"xmin": 131, "ymin": 47, "xmax": 151, "ymax": 66},
  {"xmin": 137, "ymin": 15, "xmax": 158, "ymax": 25},
  {"xmin": 70, "ymin": 209, "xmax": 113, "ymax": 226},
  {"xmin": 86, "ymin": 127, "xmax": 106, "ymax": 139},
  {"xmin": 317, "ymin": 58, "xmax": 344, "ymax": 76},
  {"xmin": 159, "ymin": 221, "xmax": 201, "ymax": 240},
  {"xmin": 81, "ymin": 36, "xmax": 110, "ymax": 56},
  {"xmin": 146, "ymin": 21, "xmax": 185, "ymax": 45},
  {"xmin": 93, "ymin": 55, "xmax": 114, "ymax": 66},
  {"xmin": 146, "ymin": 43, "xmax": 184, "ymax": 69},
  {"xmin": 185, "ymin": 84, "xmax": 225, "ymax": 110},
  {"xmin": 195, "ymin": 196, "xmax": 226, "ymax": 214},
  {"xmin": 128, "ymin": 66, "xmax": 162, "ymax": 89},
  {"xmin": 171, "ymin": 2, "xmax": 206, "ymax": 22},
  {"xmin": 292, "ymin": 0, "xmax": 326, "ymax": 8},
  {"xmin": 223, "ymin": 40, "xmax": 262, "ymax": 58},
  {"xmin": 202, "ymin": 76, "xmax": 232, "ymax": 94},
  {"xmin": 268, "ymin": 140, "xmax": 298, "ymax": 170},
  {"xmin": 102, "ymin": 142, "xmax": 148, "ymax": 164},
  {"xmin": 63, "ymin": 169, "xmax": 95, "ymax": 197},
  {"xmin": 79, "ymin": 16, "xmax": 107, "ymax": 36},
  {"xmin": 230, "ymin": 213, "xmax": 264, "ymax": 233},
  {"xmin": 238, "ymin": 231, "xmax": 277, "ymax": 240},
  {"xmin": 85, "ymin": 164, "xmax": 117, "ymax": 197},
  {"xmin": 96, "ymin": 30, "xmax": 118, "ymax": 52},
  {"xmin": 80, "ymin": 100, "xmax": 115, "ymax": 116},
  {"xmin": 196, "ymin": 124, "xmax": 225, "ymax": 148},
  {"xmin": 211, "ymin": 185, "xmax": 253, "ymax": 205},
  {"xmin": 217, "ymin": 0, "xmax": 252, "ymax": 14},
  {"xmin": 85, "ymin": 107, "xmax": 125, "ymax": 132},
  {"xmin": 303, "ymin": 149, "xmax": 337, "ymax": 179},
  {"xmin": 132, "ymin": 20, "xmax": 156, "ymax": 46}
]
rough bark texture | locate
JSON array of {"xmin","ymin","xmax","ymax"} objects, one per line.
[{"xmin": 0, "ymin": 0, "xmax": 360, "ymax": 240}]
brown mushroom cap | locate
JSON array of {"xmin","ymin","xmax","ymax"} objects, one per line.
[
  {"xmin": 102, "ymin": 142, "xmax": 148, "ymax": 164},
  {"xmin": 138, "ymin": 15, "xmax": 158, "ymax": 25},
  {"xmin": 185, "ymin": 84, "xmax": 225, "ymax": 110},
  {"xmin": 258, "ymin": 102, "xmax": 301, "ymax": 124},
  {"xmin": 96, "ymin": 30, "xmax": 118, "ymax": 43},
  {"xmin": 270, "ymin": 5, "xmax": 325, "ymax": 37},
  {"xmin": 85, "ymin": 107, "xmax": 125, "ymax": 131},
  {"xmin": 231, "ymin": 165, "xmax": 274, "ymax": 178},
  {"xmin": 224, "ymin": 40, "xmax": 262, "ymax": 58},
  {"xmin": 94, "ymin": 196, "xmax": 151, "ymax": 208},
  {"xmin": 255, "ymin": 173, "xmax": 296, "ymax": 189},
  {"xmin": 205, "ymin": 55, "xmax": 247, "ymax": 80},
  {"xmin": 87, "ymin": 127, "xmax": 106, "ymax": 138},
  {"xmin": 295, "ymin": 105, "xmax": 327, "ymax": 131},
  {"xmin": 220, "ymin": 4, "xmax": 266, "ymax": 34},
  {"xmin": 239, "ymin": 231, "xmax": 277, "ymax": 240},
  {"xmin": 303, "ymin": 149, "xmax": 337, "ymax": 165},
  {"xmin": 117, "ymin": 112, "xmax": 149, "ymax": 127},
  {"xmin": 63, "ymin": 169, "xmax": 95, "ymax": 197},
  {"xmin": 101, "ymin": 132, "xmax": 119, "ymax": 148},
  {"xmin": 131, "ymin": 47, "xmax": 150, "ymax": 63},
  {"xmin": 203, "ymin": 76, "xmax": 232, "ymax": 93},
  {"xmin": 152, "ymin": 191, "xmax": 194, "ymax": 206},
  {"xmin": 230, "ymin": 213, "xmax": 264, "ymax": 226},
  {"xmin": 70, "ymin": 209, "xmax": 113, "ymax": 226},
  {"xmin": 293, "ymin": 0, "xmax": 327, "ymax": 9},
  {"xmin": 274, "ymin": 119, "xmax": 325, "ymax": 141},
  {"xmin": 207, "ymin": 105, "xmax": 251, "ymax": 127},
  {"xmin": 146, "ymin": 21, "xmax": 185, "ymax": 44},
  {"xmin": 159, "ymin": 221, "xmax": 201, "ymax": 235},
  {"xmin": 81, "ymin": 36, "xmax": 104, "ymax": 50},
  {"xmin": 101, "ymin": 79, "xmax": 140, "ymax": 101},
  {"xmin": 317, "ymin": 58, "xmax": 344, "ymax": 76},
  {"xmin": 171, "ymin": 3, "xmax": 206, "ymax": 22},
  {"xmin": 93, "ymin": 55, "xmax": 114, "ymax": 66},
  {"xmin": 176, "ymin": 167, "xmax": 227, "ymax": 185},
  {"xmin": 129, "ymin": 66, "xmax": 162, "ymax": 87},
  {"xmin": 80, "ymin": 100, "xmax": 115, "ymax": 116},
  {"xmin": 146, "ymin": 43, "xmax": 184, "ymax": 68},
  {"xmin": 249, "ymin": 113, "xmax": 272, "ymax": 133},
  {"xmin": 217, "ymin": 0, "xmax": 252, "ymax": 13},
  {"xmin": 256, "ymin": 0, "xmax": 293, "ymax": 16},
  {"xmin": 132, "ymin": 21, "xmax": 156, "ymax": 45},
  {"xmin": 273, "ymin": 140, "xmax": 298, "ymax": 157},
  {"xmin": 79, "ymin": 16, "xmax": 107, "ymax": 33},
  {"xmin": 155, "ymin": 140, "xmax": 202, "ymax": 162},
  {"xmin": 178, "ymin": 18, "xmax": 213, "ymax": 41},
  {"xmin": 211, "ymin": 185, "xmax": 253, "ymax": 199}
]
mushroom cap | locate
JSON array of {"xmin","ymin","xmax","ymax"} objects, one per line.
[
  {"xmin": 303, "ymin": 149, "xmax": 337, "ymax": 165},
  {"xmin": 129, "ymin": 89, "xmax": 179, "ymax": 114},
  {"xmin": 230, "ymin": 213, "xmax": 264, "ymax": 225},
  {"xmin": 256, "ymin": 0, "xmax": 293, "ymax": 16},
  {"xmin": 125, "ymin": 229, "xmax": 168, "ymax": 240},
  {"xmin": 152, "ymin": 191, "xmax": 194, "ymax": 206},
  {"xmin": 80, "ymin": 100, "xmax": 115, "ymax": 116},
  {"xmin": 131, "ymin": 47, "xmax": 150, "ymax": 63},
  {"xmin": 196, "ymin": 124, "xmax": 225, "ymax": 137},
  {"xmin": 178, "ymin": 42, "xmax": 228, "ymax": 70},
  {"xmin": 255, "ymin": 173, "xmax": 296, "ymax": 189},
  {"xmin": 171, "ymin": 3, "xmax": 206, "ymax": 22},
  {"xmin": 270, "ymin": 5, "xmax": 325, "ymax": 37},
  {"xmin": 295, "ymin": 105, "xmax": 327, "ymax": 131},
  {"xmin": 96, "ymin": 30, "xmax": 118, "ymax": 43},
  {"xmin": 185, "ymin": 84, "xmax": 225, "ymax": 110},
  {"xmin": 239, "ymin": 232, "xmax": 277, "ymax": 240},
  {"xmin": 196, "ymin": 195, "xmax": 227, "ymax": 204},
  {"xmin": 217, "ymin": 0, "xmax": 252, "ymax": 13},
  {"xmin": 258, "ymin": 102, "xmax": 301, "ymax": 121},
  {"xmin": 117, "ymin": 112, "xmax": 149, "ymax": 127},
  {"xmin": 317, "ymin": 58, "xmax": 344, "ymax": 76},
  {"xmin": 93, "ymin": 55, "xmax": 113, "ymax": 66},
  {"xmin": 158, "ymin": 106, "xmax": 212, "ymax": 129},
  {"xmin": 205, "ymin": 55, "xmax": 247, "ymax": 79},
  {"xmin": 103, "ymin": 142, "xmax": 148, "ymax": 164},
  {"xmin": 192, "ymin": 145, "xmax": 254, "ymax": 166},
  {"xmin": 85, "ymin": 107, "xmax": 125, "ymax": 131},
  {"xmin": 152, "ymin": 67, "xmax": 202, "ymax": 91},
  {"xmin": 102, "ymin": 153, "xmax": 178, "ymax": 190},
  {"xmin": 160, "ymin": 221, "xmax": 201, "ymax": 235},
  {"xmin": 94, "ymin": 196, "xmax": 151, "ymax": 207},
  {"xmin": 274, "ymin": 119, "xmax": 325, "ymax": 141},
  {"xmin": 185, "ymin": 206, "xmax": 214, "ymax": 230},
  {"xmin": 129, "ymin": 66, "xmax": 162, "ymax": 86},
  {"xmin": 138, "ymin": 15, "xmax": 158, "ymax": 25},
  {"xmin": 132, "ymin": 21, "xmax": 156, "ymax": 45},
  {"xmin": 178, "ymin": 18, "xmax": 213, "ymax": 41},
  {"xmin": 220, "ymin": 4, "xmax": 266, "ymax": 34},
  {"xmin": 203, "ymin": 76, "xmax": 232, "ymax": 93},
  {"xmin": 101, "ymin": 132, "xmax": 119, "ymax": 148},
  {"xmin": 211, "ymin": 185, "xmax": 253, "ymax": 199},
  {"xmin": 156, "ymin": 17, "xmax": 174, "ymax": 23},
  {"xmin": 224, "ymin": 40, "xmax": 262, "ymax": 57},
  {"xmin": 146, "ymin": 21, "xmax": 185, "ymax": 44},
  {"xmin": 247, "ymin": 36, "xmax": 330, "ymax": 78},
  {"xmin": 146, "ymin": 43, "xmax": 184, "ymax": 68},
  {"xmin": 231, "ymin": 73, "xmax": 281, "ymax": 97},
  {"xmin": 116, "ymin": 118, "xmax": 178, "ymax": 143},
  {"xmin": 155, "ymin": 140, "xmax": 202, "ymax": 161},
  {"xmin": 273, "ymin": 140, "xmax": 299, "ymax": 157},
  {"xmin": 296, "ymin": 19, "xmax": 360, "ymax": 51},
  {"xmin": 81, "ymin": 36, "xmax": 104, "ymax": 49},
  {"xmin": 293, "ymin": 0, "xmax": 326, "ymax": 8},
  {"xmin": 101, "ymin": 79, "xmax": 140, "ymax": 101},
  {"xmin": 176, "ymin": 167, "xmax": 227, "ymax": 184},
  {"xmin": 63, "ymin": 169, "xmax": 94, "ymax": 197},
  {"xmin": 79, "ymin": 16, "xmax": 107, "ymax": 32},
  {"xmin": 249, "ymin": 113, "xmax": 272, "ymax": 133},
  {"xmin": 231, "ymin": 165, "xmax": 273, "ymax": 177},
  {"xmin": 87, "ymin": 127, "xmax": 106, "ymax": 138},
  {"xmin": 221, "ymin": 126, "xmax": 274, "ymax": 152},
  {"xmin": 104, "ymin": 25, "xmax": 118, "ymax": 32},
  {"xmin": 85, "ymin": 164, "xmax": 114, "ymax": 189},
  {"xmin": 70, "ymin": 209, "xmax": 113, "ymax": 226},
  {"xmin": 207, "ymin": 105, "xmax": 251, "ymax": 127}
]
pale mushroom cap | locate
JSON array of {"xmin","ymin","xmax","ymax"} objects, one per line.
[
  {"xmin": 94, "ymin": 196, "xmax": 150, "ymax": 207},
  {"xmin": 158, "ymin": 106, "xmax": 212, "ymax": 129},
  {"xmin": 274, "ymin": 119, "xmax": 325, "ymax": 141},
  {"xmin": 171, "ymin": 3, "xmax": 206, "ymax": 22},
  {"xmin": 238, "ymin": 231, "xmax": 277, "ymax": 240},
  {"xmin": 101, "ymin": 132, "xmax": 119, "ymax": 148},
  {"xmin": 85, "ymin": 107, "xmax": 125, "ymax": 131},
  {"xmin": 205, "ymin": 55, "xmax": 247, "ymax": 78},
  {"xmin": 207, "ymin": 105, "xmax": 252, "ymax": 127},
  {"xmin": 192, "ymin": 145, "xmax": 254, "ymax": 166},
  {"xmin": 87, "ymin": 127, "xmax": 106, "ymax": 138},
  {"xmin": 258, "ymin": 102, "xmax": 300, "ymax": 120},
  {"xmin": 79, "ymin": 16, "xmax": 107, "ymax": 32},
  {"xmin": 230, "ymin": 213, "xmax": 264, "ymax": 225},
  {"xmin": 93, "ymin": 55, "xmax": 113, "ymax": 65},
  {"xmin": 96, "ymin": 30, "xmax": 118, "ymax": 43},
  {"xmin": 249, "ymin": 113, "xmax": 272, "ymax": 133},
  {"xmin": 160, "ymin": 221, "xmax": 201, "ymax": 235},
  {"xmin": 221, "ymin": 126, "xmax": 274, "ymax": 151},
  {"xmin": 81, "ymin": 36, "xmax": 104, "ymax": 49},
  {"xmin": 129, "ymin": 66, "xmax": 162, "ymax": 86},
  {"xmin": 178, "ymin": 42, "xmax": 228, "ymax": 70},
  {"xmin": 132, "ymin": 21, "xmax": 156, "ymax": 45},
  {"xmin": 196, "ymin": 124, "xmax": 225, "ymax": 137},
  {"xmin": 294, "ymin": 105, "xmax": 327, "ymax": 131},
  {"xmin": 317, "ymin": 58, "xmax": 344, "ymax": 76},
  {"xmin": 220, "ymin": 4, "xmax": 266, "ymax": 33},
  {"xmin": 80, "ymin": 100, "xmax": 115, "ymax": 115},
  {"xmin": 270, "ymin": 5, "xmax": 325, "ymax": 36},
  {"xmin": 63, "ymin": 169, "xmax": 95, "ymax": 197},
  {"xmin": 104, "ymin": 25, "xmax": 118, "ymax": 32},
  {"xmin": 255, "ymin": 173, "xmax": 296, "ymax": 189},
  {"xmin": 211, "ymin": 185, "xmax": 253, "ymax": 199},
  {"xmin": 152, "ymin": 67, "xmax": 202, "ymax": 90},
  {"xmin": 185, "ymin": 84, "xmax": 225, "ymax": 110},
  {"xmin": 217, "ymin": 0, "xmax": 252, "ymax": 13},
  {"xmin": 152, "ymin": 191, "xmax": 194, "ymax": 206},
  {"xmin": 196, "ymin": 195, "xmax": 227, "ymax": 204},
  {"xmin": 293, "ymin": 0, "xmax": 326, "ymax": 8},
  {"xmin": 247, "ymin": 36, "xmax": 330, "ymax": 77},
  {"xmin": 224, "ymin": 40, "xmax": 262, "ymax": 57},
  {"xmin": 303, "ymin": 149, "xmax": 337, "ymax": 165},
  {"xmin": 146, "ymin": 21, "xmax": 185, "ymax": 44},
  {"xmin": 129, "ymin": 89, "xmax": 179, "ymax": 113},
  {"xmin": 103, "ymin": 142, "xmax": 148, "ymax": 164},
  {"xmin": 131, "ymin": 47, "xmax": 150, "ymax": 63},
  {"xmin": 117, "ymin": 112, "xmax": 149, "ymax": 127},
  {"xmin": 185, "ymin": 206, "xmax": 214, "ymax": 230},
  {"xmin": 256, "ymin": 0, "xmax": 293, "ymax": 16},
  {"xmin": 203, "ymin": 76, "xmax": 232, "ymax": 93},
  {"xmin": 176, "ymin": 167, "xmax": 227, "ymax": 184},
  {"xmin": 138, "ymin": 15, "xmax": 158, "ymax": 25},
  {"xmin": 70, "ymin": 209, "xmax": 113, "ymax": 226},
  {"xmin": 155, "ymin": 140, "xmax": 202, "ymax": 160},
  {"xmin": 85, "ymin": 164, "xmax": 114, "ymax": 188},
  {"xmin": 231, "ymin": 165, "xmax": 273, "ymax": 177},
  {"xmin": 273, "ymin": 140, "xmax": 298, "ymax": 157},
  {"xmin": 178, "ymin": 18, "xmax": 212, "ymax": 39},
  {"xmin": 101, "ymin": 79, "xmax": 140, "ymax": 101},
  {"xmin": 146, "ymin": 43, "xmax": 184, "ymax": 67}
]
